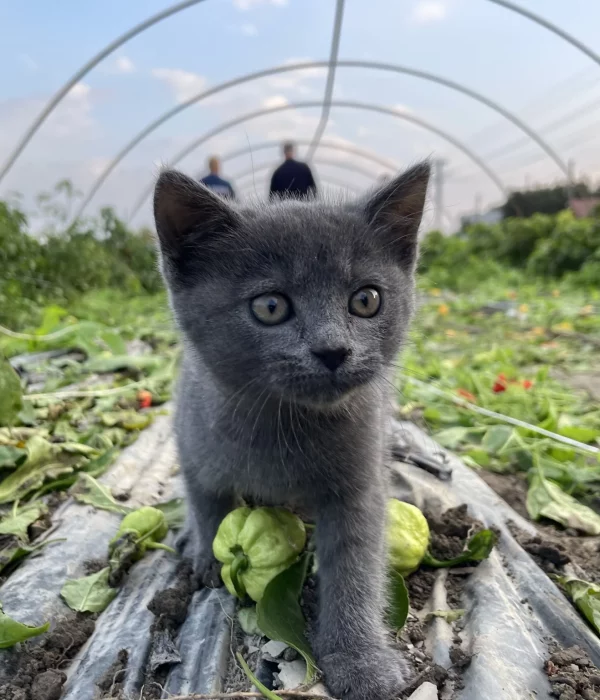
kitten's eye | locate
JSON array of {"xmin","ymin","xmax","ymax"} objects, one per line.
[
  {"xmin": 251, "ymin": 293, "xmax": 292, "ymax": 325},
  {"xmin": 349, "ymin": 287, "xmax": 381, "ymax": 318}
]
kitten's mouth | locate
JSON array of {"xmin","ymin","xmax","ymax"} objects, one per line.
[{"xmin": 276, "ymin": 369, "xmax": 375, "ymax": 407}]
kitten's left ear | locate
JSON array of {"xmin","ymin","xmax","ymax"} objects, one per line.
[{"xmin": 363, "ymin": 160, "xmax": 431, "ymax": 267}]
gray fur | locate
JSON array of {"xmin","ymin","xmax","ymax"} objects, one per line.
[{"xmin": 153, "ymin": 162, "xmax": 430, "ymax": 700}]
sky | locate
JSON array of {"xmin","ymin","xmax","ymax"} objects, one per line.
[{"xmin": 0, "ymin": 0, "xmax": 599, "ymax": 232}]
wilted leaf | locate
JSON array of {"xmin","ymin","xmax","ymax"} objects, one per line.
[
  {"xmin": 0, "ymin": 434, "xmax": 94, "ymax": 504},
  {"xmin": 155, "ymin": 498, "xmax": 185, "ymax": 530},
  {"xmin": 101, "ymin": 411, "xmax": 152, "ymax": 431},
  {"xmin": 0, "ymin": 538, "xmax": 53, "ymax": 575},
  {"xmin": 433, "ymin": 427, "xmax": 473, "ymax": 449},
  {"xmin": 257, "ymin": 553, "xmax": 318, "ymax": 683},
  {"xmin": 61, "ymin": 567, "xmax": 118, "ymax": 613},
  {"xmin": 527, "ymin": 472, "xmax": 600, "ymax": 535},
  {"xmin": 557, "ymin": 576, "xmax": 600, "ymax": 635},
  {"xmin": 387, "ymin": 570, "xmax": 409, "ymax": 631},
  {"xmin": 0, "ymin": 446, "xmax": 27, "ymax": 469},
  {"xmin": 0, "ymin": 602, "xmax": 49, "ymax": 648},
  {"xmin": 425, "ymin": 609, "xmax": 465, "ymax": 623},
  {"xmin": 0, "ymin": 502, "xmax": 47, "ymax": 540},
  {"xmin": 423, "ymin": 529, "xmax": 497, "ymax": 568},
  {"xmin": 482, "ymin": 425, "xmax": 514, "ymax": 453},
  {"xmin": 0, "ymin": 358, "xmax": 22, "ymax": 427},
  {"xmin": 72, "ymin": 473, "xmax": 130, "ymax": 515}
]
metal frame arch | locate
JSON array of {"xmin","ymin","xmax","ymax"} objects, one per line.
[
  {"xmin": 126, "ymin": 100, "xmax": 508, "ymax": 222},
  {"xmin": 232, "ymin": 157, "xmax": 381, "ymax": 185},
  {"xmin": 73, "ymin": 59, "xmax": 567, "ymax": 222},
  {"xmin": 1, "ymin": 0, "xmax": 598, "ymax": 187},
  {"xmin": 218, "ymin": 139, "xmax": 398, "ymax": 172},
  {"xmin": 486, "ymin": 0, "xmax": 600, "ymax": 67},
  {"xmin": 0, "ymin": 0, "xmax": 209, "ymax": 186}
]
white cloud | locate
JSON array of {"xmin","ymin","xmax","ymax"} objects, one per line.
[
  {"xmin": 151, "ymin": 68, "xmax": 207, "ymax": 103},
  {"xmin": 114, "ymin": 56, "xmax": 136, "ymax": 74},
  {"xmin": 240, "ymin": 23, "xmax": 258, "ymax": 36},
  {"xmin": 393, "ymin": 104, "xmax": 412, "ymax": 114},
  {"xmin": 233, "ymin": 0, "xmax": 287, "ymax": 9},
  {"xmin": 262, "ymin": 95, "xmax": 289, "ymax": 109},
  {"xmin": 412, "ymin": 1, "xmax": 447, "ymax": 23}
]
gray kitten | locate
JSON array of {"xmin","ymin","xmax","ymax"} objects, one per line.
[{"xmin": 153, "ymin": 162, "xmax": 430, "ymax": 700}]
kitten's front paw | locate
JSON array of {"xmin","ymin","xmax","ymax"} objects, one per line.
[
  {"xmin": 192, "ymin": 553, "xmax": 223, "ymax": 590},
  {"xmin": 319, "ymin": 648, "xmax": 410, "ymax": 700}
]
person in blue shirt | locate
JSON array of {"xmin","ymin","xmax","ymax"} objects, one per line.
[
  {"xmin": 269, "ymin": 142, "xmax": 317, "ymax": 200},
  {"xmin": 200, "ymin": 157, "xmax": 236, "ymax": 199}
]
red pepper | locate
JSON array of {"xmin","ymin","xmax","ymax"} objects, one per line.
[
  {"xmin": 138, "ymin": 390, "xmax": 153, "ymax": 409},
  {"xmin": 492, "ymin": 374, "xmax": 507, "ymax": 393}
]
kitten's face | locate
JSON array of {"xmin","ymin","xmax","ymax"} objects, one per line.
[{"xmin": 154, "ymin": 165, "xmax": 429, "ymax": 408}]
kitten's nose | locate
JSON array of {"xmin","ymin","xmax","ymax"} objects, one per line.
[{"xmin": 312, "ymin": 347, "xmax": 350, "ymax": 371}]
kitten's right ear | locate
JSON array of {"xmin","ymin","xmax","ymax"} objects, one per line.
[{"xmin": 153, "ymin": 169, "xmax": 237, "ymax": 257}]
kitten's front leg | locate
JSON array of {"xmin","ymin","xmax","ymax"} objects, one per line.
[
  {"xmin": 185, "ymin": 488, "xmax": 234, "ymax": 588},
  {"xmin": 315, "ymin": 487, "xmax": 409, "ymax": 700}
]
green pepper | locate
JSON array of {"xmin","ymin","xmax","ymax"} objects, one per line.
[
  {"xmin": 387, "ymin": 499, "xmax": 430, "ymax": 577},
  {"xmin": 213, "ymin": 507, "xmax": 306, "ymax": 602},
  {"xmin": 109, "ymin": 505, "xmax": 172, "ymax": 561}
]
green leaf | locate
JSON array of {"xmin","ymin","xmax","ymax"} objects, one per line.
[
  {"xmin": 60, "ymin": 567, "xmax": 118, "ymax": 613},
  {"xmin": 154, "ymin": 498, "xmax": 186, "ymax": 530},
  {"xmin": 0, "ymin": 539, "xmax": 54, "ymax": 575},
  {"xmin": 387, "ymin": 570, "xmax": 409, "ymax": 631},
  {"xmin": 0, "ymin": 445, "xmax": 27, "ymax": 469},
  {"xmin": 72, "ymin": 473, "xmax": 130, "ymax": 515},
  {"xmin": 236, "ymin": 652, "xmax": 281, "ymax": 700},
  {"xmin": 433, "ymin": 427, "xmax": 473, "ymax": 449},
  {"xmin": 0, "ymin": 434, "xmax": 94, "ymax": 505},
  {"xmin": 100, "ymin": 410, "xmax": 152, "ymax": 431},
  {"xmin": 424, "ymin": 609, "xmax": 465, "ymax": 623},
  {"xmin": 0, "ymin": 502, "xmax": 47, "ymax": 540},
  {"xmin": 423, "ymin": 529, "xmax": 497, "ymax": 568},
  {"xmin": 257, "ymin": 553, "xmax": 318, "ymax": 684},
  {"xmin": 482, "ymin": 425, "xmax": 514, "ymax": 453},
  {"xmin": 527, "ymin": 473, "xmax": 600, "ymax": 535},
  {"xmin": 0, "ymin": 602, "xmax": 49, "ymax": 648},
  {"xmin": 0, "ymin": 357, "xmax": 22, "ymax": 427},
  {"xmin": 557, "ymin": 576, "xmax": 600, "ymax": 636},
  {"xmin": 238, "ymin": 606, "xmax": 263, "ymax": 636},
  {"xmin": 558, "ymin": 425, "xmax": 600, "ymax": 444}
]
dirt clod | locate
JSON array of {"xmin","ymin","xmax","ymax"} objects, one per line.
[
  {"xmin": 141, "ymin": 560, "xmax": 194, "ymax": 700},
  {"xmin": 546, "ymin": 646, "xmax": 600, "ymax": 700},
  {"xmin": 30, "ymin": 670, "xmax": 66, "ymax": 700},
  {"xmin": 0, "ymin": 614, "xmax": 94, "ymax": 700}
]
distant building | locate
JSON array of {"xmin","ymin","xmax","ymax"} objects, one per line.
[
  {"xmin": 569, "ymin": 198, "xmax": 600, "ymax": 218},
  {"xmin": 460, "ymin": 206, "xmax": 503, "ymax": 228}
]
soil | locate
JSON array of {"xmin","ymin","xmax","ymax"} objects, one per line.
[
  {"xmin": 407, "ymin": 504, "xmax": 487, "ymax": 612},
  {"xmin": 545, "ymin": 645, "xmax": 600, "ymax": 700},
  {"xmin": 478, "ymin": 470, "xmax": 600, "ymax": 583},
  {"xmin": 139, "ymin": 559, "xmax": 195, "ymax": 700},
  {"xmin": 95, "ymin": 649, "xmax": 129, "ymax": 699},
  {"xmin": 0, "ymin": 615, "xmax": 95, "ymax": 700}
]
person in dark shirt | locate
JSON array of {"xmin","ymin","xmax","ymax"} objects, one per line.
[
  {"xmin": 200, "ymin": 156, "xmax": 236, "ymax": 199},
  {"xmin": 269, "ymin": 142, "xmax": 317, "ymax": 200}
]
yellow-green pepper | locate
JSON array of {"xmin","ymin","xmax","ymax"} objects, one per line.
[
  {"xmin": 213, "ymin": 506, "xmax": 306, "ymax": 602},
  {"xmin": 387, "ymin": 499, "xmax": 430, "ymax": 577},
  {"xmin": 109, "ymin": 505, "xmax": 170, "ymax": 561}
]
